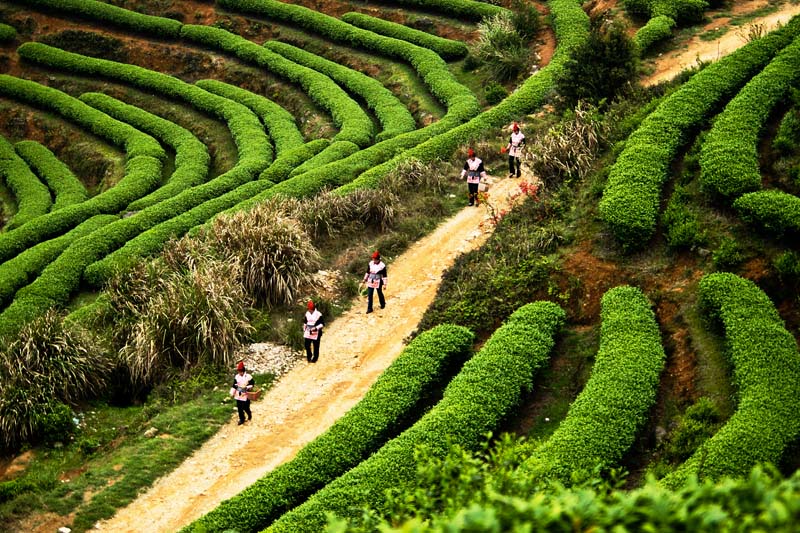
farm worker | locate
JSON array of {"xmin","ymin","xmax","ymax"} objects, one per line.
[
  {"xmin": 303, "ymin": 300, "xmax": 324, "ymax": 363},
  {"xmin": 362, "ymin": 250, "xmax": 388, "ymax": 314},
  {"xmin": 460, "ymin": 148, "xmax": 487, "ymax": 207},
  {"xmin": 230, "ymin": 361, "xmax": 254, "ymax": 425},
  {"xmin": 502, "ymin": 122, "xmax": 525, "ymax": 178}
]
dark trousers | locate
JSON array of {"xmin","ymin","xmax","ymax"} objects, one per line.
[
  {"xmin": 304, "ymin": 337, "xmax": 320, "ymax": 362},
  {"xmin": 236, "ymin": 399, "xmax": 251, "ymax": 423},
  {"xmin": 367, "ymin": 285, "xmax": 385, "ymax": 312},
  {"xmin": 468, "ymin": 182, "xmax": 479, "ymax": 206},
  {"xmin": 508, "ymin": 155, "xmax": 521, "ymax": 177}
]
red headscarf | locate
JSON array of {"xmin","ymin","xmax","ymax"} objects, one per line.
[
  {"xmin": 307, "ymin": 300, "xmax": 315, "ymax": 311},
  {"xmin": 372, "ymin": 250, "xmax": 380, "ymax": 260},
  {"xmin": 237, "ymin": 361, "xmax": 245, "ymax": 372},
  {"xmin": 467, "ymin": 148, "xmax": 475, "ymax": 158},
  {"xmin": 512, "ymin": 122, "xmax": 519, "ymax": 132}
]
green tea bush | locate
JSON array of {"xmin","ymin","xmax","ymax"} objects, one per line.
[
  {"xmin": 0, "ymin": 23, "xmax": 16, "ymax": 42},
  {"xmin": 734, "ymin": 189, "xmax": 800, "ymax": 236},
  {"xmin": 484, "ymin": 81, "xmax": 509, "ymax": 105},
  {"xmin": 634, "ymin": 15, "xmax": 676, "ymax": 54},
  {"xmin": 712, "ymin": 236, "xmax": 745, "ymax": 270},
  {"xmin": 183, "ymin": 324, "xmax": 474, "ymax": 533},
  {"xmin": 660, "ymin": 273, "xmax": 800, "ymax": 488},
  {"xmin": 268, "ymin": 302, "xmax": 565, "ymax": 532},
  {"xmin": 14, "ymin": 140, "xmax": 88, "ymax": 210},
  {"xmin": 662, "ymin": 185, "xmax": 706, "ymax": 249}
]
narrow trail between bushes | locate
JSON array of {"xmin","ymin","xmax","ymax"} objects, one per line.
[{"xmin": 93, "ymin": 175, "xmax": 526, "ymax": 533}]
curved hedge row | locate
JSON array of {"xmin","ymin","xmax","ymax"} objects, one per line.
[
  {"xmin": 83, "ymin": 159, "xmax": 271, "ymax": 286},
  {"xmin": 14, "ymin": 140, "xmax": 88, "ymax": 211},
  {"xmin": 734, "ymin": 189, "xmax": 800, "ymax": 236},
  {"xmin": 80, "ymin": 92, "xmax": 212, "ymax": 211},
  {"xmin": 699, "ymin": 35, "xmax": 800, "ymax": 200},
  {"xmin": 21, "ymin": 0, "xmax": 182, "ymax": 37},
  {"xmin": 267, "ymin": 301, "xmax": 565, "ymax": 533},
  {"xmin": 519, "ymin": 285, "xmax": 666, "ymax": 483},
  {"xmin": 661, "ymin": 273, "xmax": 800, "ymax": 488},
  {"xmin": 367, "ymin": 0, "xmax": 506, "ymax": 20},
  {"xmin": 180, "ymin": 24, "xmax": 373, "ymax": 148},
  {"xmin": 623, "ymin": 0, "xmax": 706, "ymax": 24},
  {"xmin": 0, "ymin": 22, "xmax": 16, "ymax": 42},
  {"xmin": 264, "ymin": 40, "xmax": 416, "ymax": 142},
  {"xmin": 218, "ymin": 0, "xmax": 480, "ymax": 120},
  {"xmin": 634, "ymin": 15, "xmax": 676, "ymax": 54},
  {"xmin": 0, "ymin": 155, "xmax": 163, "ymax": 339},
  {"xmin": 0, "ymin": 136, "xmax": 52, "ymax": 230},
  {"xmin": 17, "ymin": 42, "xmax": 269, "ymax": 165},
  {"xmin": 184, "ymin": 324, "xmax": 475, "ymax": 533},
  {"xmin": 0, "ymin": 75, "xmax": 164, "ymax": 264},
  {"xmin": 336, "ymin": 0, "xmax": 590, "ymax": 193},
  {"xmin": 599, "ymin": 15, "xmax": 800, "ymax": 250},
  {"xmin": 340, "ymin": 12, "xmax": 468, "ymax": 60},
  {"xmin": 196, "ymin": 79, "xmax": 305, "ymax": 155},
  {"xmin": 0, "ymin": 214, "xmax": 116, "ymax": 309},
  {"xmin": 287, "ymin": 141, "xmax": 360, "ymax": 178}
]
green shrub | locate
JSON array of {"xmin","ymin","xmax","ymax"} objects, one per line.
[
  {"xmin": 712, "ymin": 236, "xmax": 745, "ymax": 270},
  {"xmin": 510, "ymin": 0, "xmax": 542, "ymax": 42},
  {"xmin": 484, "ymin": 81, "xmax": 509, "ymax": 105},
  {"xmin": 662, "ymin": 397, "xmax": 722, "ymax": 463},
  {"xmin": 0, "ymin": 23, "xmax": 16, "ymax": 42},
  {"xmin": 634, "ymin": 15, "xmax": 675, "ymax": 54},
  {"xmin": 662, "ymin": 186, "xmax": 705, "ymax": 249},
  {"xmin": 774, "ymin": 250, "xmax": 800, "ymax": 285},
  {"xmin": 555, "ymin": 19, "xmax": 638, "ymax": 108}
]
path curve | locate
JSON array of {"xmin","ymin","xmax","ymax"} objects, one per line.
[
  {"xmin": 644, "ymin": 2, "xmax": 800, "ymax": 86},
  {"xmin": 95, "ymin": 176, "xmax": 526, "ymax": 532}
]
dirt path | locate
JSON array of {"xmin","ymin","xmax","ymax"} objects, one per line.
[
  {"xmin": 643, "ymin": 2, "xmax": 800, "ymax": 86},
  {"xmin": 93, "ymin": 176, "xmax": 525, "ymax": 532}
]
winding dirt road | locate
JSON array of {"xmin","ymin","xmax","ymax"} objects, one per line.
[{"xmin": 94, "ymin": 176, "xmax": 526, "ymax": 532}]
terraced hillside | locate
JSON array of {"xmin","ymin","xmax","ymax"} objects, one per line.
[{"xmin": 1, "ymin": 0, "xmax": 800, "ymax": 532}]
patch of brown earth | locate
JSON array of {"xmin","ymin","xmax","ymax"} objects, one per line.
[
  {"xmin": 0, "ymin": 450, "xmax": 34, "ymax": 481},
  {"xmin": 561, "ymin": 244, "xmax": 621, "ymax": 323}
]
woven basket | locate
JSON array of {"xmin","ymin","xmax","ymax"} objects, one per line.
[{"xmin": 247, "ymin": 388, "xmax": 262, "ymax": 401}]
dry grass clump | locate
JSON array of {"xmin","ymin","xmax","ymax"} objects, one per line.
[
  {"xmin": 524, "ymin": 102, "xmax": 609, "ymax": 186},
  {"xmin": 470, "ymin": 11, "xmax": 530, "ymax": 82},
  {"xmin": 204, "ymin": 205, "xmax": 321, "ymax": 305},
  {"xmin": 0, "ymin": 310, "xmax": 110, "ymax": 449},
  {"xmin": 105, "ymin": 247, "xmax": 253, "ymax": 387}
]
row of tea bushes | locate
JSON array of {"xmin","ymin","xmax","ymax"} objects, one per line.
[
  {"xmin": 599, "ymin": 15, "xmax": 800, "ymax": 250},
  {"xmin": 14, "ymin": 140, "xmax": 88, "ymax": 211},
  {"xmin": 0, "ymin": 214, "xmax": 115, "ymax": 308},
  {"xmin": 22, "ymin": 0, "xmax": 182, "ymax": 37},
  {"xmin": 699, "ymin": 35, "xmax": 800, "ymax": 200},
  {"xmin": 660, "ymin": 273, "xmax": 800, "ymax": 488},
  {"xmin": 340, "ymin": 12, "xmax": 468, "ymax": 60},
  {"xmin": 183, "ymin": 324, "xmax": 475, "ymax": 533},
  {"xmin": 374, "ymin": 0, "xmax": 506, "ymax": 20},
  {"xmin": 0, "ymin": 135, "xmax": 52, "ymax": 230},
  {"xmin": 268, "ymin": 302, "xmax": 565, "ymax": 533},
  {"xmin": 734, "ymin": 189, "xmax": 800, "ymax": 235},
  {"xmin": 264, "ymin": 40, "xmax": 416, "ymax": 143},
  {"xmin": 0, "ymin": 75, "xmax": 163, "ymax": 265},
  {"xmin": 81, "ymin": 92, "xmax": 211, "ymax": 212},
  {"xmin": 519, "ymin": 286, "xmax": 666, "ymax": 483}
]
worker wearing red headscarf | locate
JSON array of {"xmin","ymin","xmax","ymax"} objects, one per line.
[
  {"xmin": 460, "ymin": 148, "xmax": 487, "ymax": 206},
  {"xmin": 230, "ymin": 361, "xmax": 254, "ymax": 425},
  {"xmin": 505, "ymin": 122, "xmax": 525, "ymax": 178},
  {"xmin": 363, "ymin": 250, "xmax": 388, "ymax": 314},
  {"xmin": 303, "ymin": 300, "xmax": 324, "ymax": 363}
]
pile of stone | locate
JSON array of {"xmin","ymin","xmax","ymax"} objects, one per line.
[{"xmin": 235, "ymin": 342, "xmax": 304, "ymax": 379}]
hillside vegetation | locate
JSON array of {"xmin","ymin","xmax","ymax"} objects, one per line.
[{"xmin": 0, "ymin": 0, "xmax": 799, "ymax": 531}]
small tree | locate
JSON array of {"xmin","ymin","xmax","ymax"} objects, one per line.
[{"xmin": 555, "ymin": 18, "xmax": 638, "ymax": 108}]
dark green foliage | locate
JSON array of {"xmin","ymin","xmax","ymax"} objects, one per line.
[
  {"xmin": 662, "ymin": 186, "xmax": 706, "ymax": 249},
  {"xmin": 634, "ymin": 15, "xmax": 675, "ymax": 54},
  {"xmin": 0, "ymin": 23, "xmax": 16, "ymax": 42},
  {"xmin": 662, "ymin": 397, "xmax": 722, "ymax": 463},
  {"xmin": 734, "ymin": 189, "xmax": 800, "ymax": 236},
  {"xmin": 555, "ymin": 20, "xmax": 638, "ymax": 108},
  {"xmin": 510, "ymin": 0, "xmax": 542, "ymax": 42},
  {"xmin": 484, "ymin": 81, "xmax": 509, "ymax": 105},
  {"xmin": 773, "ymin": 251, "xmax": 800, "ymax": 285},
  {"xmin": 773, "ymin": 106, "xmax": 800, "ymax": 154},
  {"xmin": 712, "ymin": 236, "xmax": 745, "ymax": 270}
]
